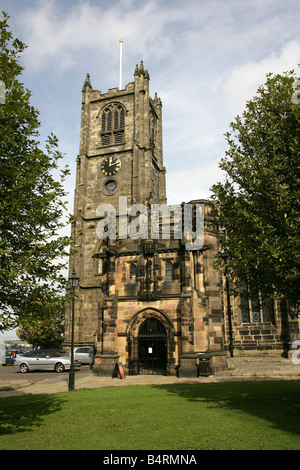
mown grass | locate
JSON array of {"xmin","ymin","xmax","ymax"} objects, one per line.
[{"xmin": 0, "ymin": 381, "xmax": 299, "ymax": 450}]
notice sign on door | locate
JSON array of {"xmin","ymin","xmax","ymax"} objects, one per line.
[{"xmin": 148, "ymin": 347, "xmax": 153, "ymax": 354}]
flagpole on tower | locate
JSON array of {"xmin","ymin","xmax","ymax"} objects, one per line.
[{"xmin": 119, "ymin": 38, "xmax": 123, "ymax": 90}]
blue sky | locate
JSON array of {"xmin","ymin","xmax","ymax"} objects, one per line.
[{"xmin": 1, "ymin": 0, "xmax": 299, "ymax": 339}]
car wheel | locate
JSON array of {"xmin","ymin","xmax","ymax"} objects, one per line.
[
  {"xmin": 20, "ymin": 363, "xmax": 29, "ymax": 373},
  {"xmin": 55, "ymin": 362, "xmax": 65, "ymax": 373}
]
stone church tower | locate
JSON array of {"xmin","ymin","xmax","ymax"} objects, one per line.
[
  {"xmin": 64, "ymin": 62, "xmax": 299, "ymax": 376},
  {"xmin": 64, "ymin": 62, "xmax": 227, "ymax": 376}
]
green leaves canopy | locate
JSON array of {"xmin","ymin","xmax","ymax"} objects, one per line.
[
  {"xmin": 211, "ymin": 71, "xmax": 300, "ymax": 309},
  {"xmin": 0, "ymin": 12, "xmax": 71, "ymax": 332}
]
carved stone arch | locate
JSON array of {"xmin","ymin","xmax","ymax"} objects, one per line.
[
  {"xmin": 127, "ymin": 308, "xmax": 174, "ymax": 339},
  {"xmin": 97, "ymin": 100, "xmax": 127, "ymax": 118},
  {"xmin": 97, "ymin": 102, "xmax": 126, "ymax": 131},
  {"xmin": 127, "ymin": 308, "xmax": 175, "ymax": 375}
]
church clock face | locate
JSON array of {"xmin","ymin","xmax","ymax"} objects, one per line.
[{"xmin": 101, "ymin": 156, "xmax": 121, "ymax": 176}]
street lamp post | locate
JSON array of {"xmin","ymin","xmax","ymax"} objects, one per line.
[
  {"xmin": 68, "ymin": 268, "xmax": 80, "ymax": 391},
  {"xmin": 221, "ymin": 251, "xmax": 234, "ymax": 358}
]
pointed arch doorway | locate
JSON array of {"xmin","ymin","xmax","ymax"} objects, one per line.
[{"xmin": 138, "ymin": 318, "xmax": 167, "ymax": 375}]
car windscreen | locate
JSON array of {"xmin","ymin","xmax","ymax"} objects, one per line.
[
  {"xmin": 22, "ymin": 351, "xmax": 36, "ymax": 357},
  {"xmin": 21, "ymin": 350, "xmax": 64, "ymax": 358},
  {"xmin": 46, "ymin": 351, "xmax": 64, "ymax": 357}
]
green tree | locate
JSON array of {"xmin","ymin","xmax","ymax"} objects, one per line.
[
  {"xmin": 211, "ymin": 70, "xmax": 300, "ymax": 310},
  {"xmin": 0, "ymin": 12, "xmax": 71, "ymax": 334},
  {"xmin": 16, "ymin": 292, "xmax": 66, "ymax": 349}
]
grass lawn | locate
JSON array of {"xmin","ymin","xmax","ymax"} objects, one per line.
[{"xmin": 0, "ymin": 381, "xmax": 299, "ymax": 450}]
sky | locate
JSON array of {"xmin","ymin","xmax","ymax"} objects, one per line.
[{"xmin": 1, "ymin": 0, "xmax": 299, "ymax": 339}]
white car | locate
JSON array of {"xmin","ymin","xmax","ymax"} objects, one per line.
[
  {"xmin": 14, "ymin": 349, "xmax": 81, "ymax": 373},
  {"xmin": 73, "ymin": 346, "xmax": 94, "ymax": 365}
]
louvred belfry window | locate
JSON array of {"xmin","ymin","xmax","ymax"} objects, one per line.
[{"xmin": 101, "ymin": 104, "xmax": 125, "ymax": 146}]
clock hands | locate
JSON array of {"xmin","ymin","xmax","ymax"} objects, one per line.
[
  {"xmin": 101, "ymin": 157, "xmax": 121, "ymax": 176},
  {"xmin": 108, "ymin": 160, "xmax": 119, "ymax": 170}
]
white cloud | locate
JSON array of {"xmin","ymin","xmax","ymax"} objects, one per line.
[
  {"xmin": 5, "ymin": 0, "xmax": 300, "ymax": 202},
  {"xmin": 19, "ymin": 0, "xmax": 185, "ymax": 73},
  {"xmin": 166, "ymin": 157, "xmax": 225, "ymax": 205},
  {"xmin": 222, "ymin": 40, "xmax": 300, "ymax": 116},
  {"xmin": 0, "ymin": 329, "xmax": 19, "ymax": 341}
]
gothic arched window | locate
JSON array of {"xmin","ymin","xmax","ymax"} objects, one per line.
[
  {"xmin": 129, "ymin": 264, "xmax": 137, "ymax": 283},
  {"xmin": 239, "ymin": 285, "xmax": 275, "ymax": 324},
  {"xmin": 101, "ymin": 103, "xmax": 125, "ymax": 146},
  {"xmin": 165, "ymin": 261, "xmax": 173, "ymax": 282}
]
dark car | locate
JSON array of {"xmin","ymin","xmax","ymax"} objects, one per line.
[{"xmin": 5, "ymin": 349, "xmax": 26, "ymax": 365}]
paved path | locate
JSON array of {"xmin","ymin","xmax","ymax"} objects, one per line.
[{"xmin": 0, "ymin": 355, "xmax": 299, "ymax": 398}]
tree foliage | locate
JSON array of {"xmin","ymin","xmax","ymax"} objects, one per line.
[
  {"xmin": 211, "ymin": 70, "xmax": 300, "ymax": 310},
  {"xmin": 0, "ymin": 12, "xmax": 71, "ymax": 334},
  {"xmin": 16, "ymin": 293, "xmax": 66, "ymax": 349}
]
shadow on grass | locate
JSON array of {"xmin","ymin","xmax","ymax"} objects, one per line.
[
  {"xmin": 154, "ymin": 381, "xmax": 300, "ymax": 437},
  {"xmin": 0, "ymin": 394, "xmax": 66, "ymax": 436}
]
